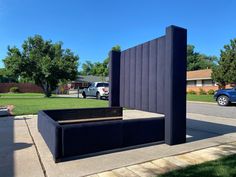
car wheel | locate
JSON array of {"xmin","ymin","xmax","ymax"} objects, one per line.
[
  {"xmin": 96, "ymin": 92, "xmax": 101, "ymax": 100},
  {"xmin": 217, "ymin": 95, "xmax": 230, "ymax": 106},
  {"xmin": 82, "ymin": 92, "xmax": 86, "ymax": 98}
]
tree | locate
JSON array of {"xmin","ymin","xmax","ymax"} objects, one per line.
[
  {"xmin": 111, "ymin": 45, "xmax": 121, "ymax": 52},
  {"xmin": 81, "ymin": 61, "xmax": 94, "ymax": 76},
  {"xmin": 212, "ymin": 39, "xmax": 236, "ymax": 87},
  {"xmin": 3, "ymin": 35, "xmax": 79, "ymax": 97},
  {"xmin": 80, "ymin": 45, "xmax": 121, "ymax": 77},
  {"xmin": 187, "ymin": 45, "xmax": 217, "ymax": 71},
  {"xmin": 0, "ymin": 68, "xmax": 17, "ymax": 83}
]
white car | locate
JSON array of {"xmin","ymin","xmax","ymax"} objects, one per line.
[{"xmin": 82, "ymin": 82, "xmax": 109, "ymax": 99}]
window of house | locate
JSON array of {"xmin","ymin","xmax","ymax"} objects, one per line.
[
  {"xmin": 202, "ymin": 79, "xmax": 214, "ymax": 86},
  {"xmin": 187, "ymin": 80, "xmax": 196, "ymax": 86}
]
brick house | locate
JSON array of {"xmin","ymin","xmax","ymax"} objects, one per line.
[
  {"xmin": 68, "ymin": 75, "xmax": 109, "ymax": 90},
  {"xmin": 186, "ymin": 69, "xmax": 218, "ymax": 92}
]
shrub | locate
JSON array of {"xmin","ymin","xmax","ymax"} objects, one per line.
[
  {"xmin": 207, "ymin": 89, "xmax": 215, "ymax": 95},
  {"xmin": 188, "ymin": 90, "xmax": 197, "ymax": 94},
  {"xmin": 199, "ymin": 88, "xmax": 207, "ymax": 95},
  {"xmin": 9, "ymin": 87, "xmax": 20, "ymax": 93}
]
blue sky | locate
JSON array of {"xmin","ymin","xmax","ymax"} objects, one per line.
[{"xmin": 0, "ymin": 0, "xmax": 235, "ymax": 69}]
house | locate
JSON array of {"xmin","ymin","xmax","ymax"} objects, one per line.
[
  {"xmin": 57, "ymin": 75, "xmax": 109, "ymax": 94},
  {"xmin": 69, "ymin": 75, "xmax": 109, "ymax": 89},
  {"xmin": 186, "ymin": 69, "xmax": 218, "ymax": 92}
]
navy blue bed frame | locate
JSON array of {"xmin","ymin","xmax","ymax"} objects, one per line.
[{"xmin": 38, "ymin": 25, "xmax": 187, "ymax": 162}]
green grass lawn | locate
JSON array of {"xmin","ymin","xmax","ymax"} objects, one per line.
[
  {"xmin": 0, "ymin": 93, "xmax": 108, "ymax": 115},
  {"xmin": 187, "ymin": 94, "xmax": 215, "ymax": 102},
  {"xmin": 0, "ymin": 93, "xmax": 215, "ymax": 115},
  {"xmin": 159, "ymin": 154, "xmax": 236, "ymax": 177}
]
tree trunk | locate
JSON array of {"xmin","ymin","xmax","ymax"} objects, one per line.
[
  {"xmin": 219, "ymin": 82, "xmax": 226, "ymax": 89},
  {"xmin": 44, "ymin": 91, "xmax": 52, "ymax": 97},
  {"xmin": 41, "ymin": 82, "xmax": 52, "ymax": 97}
]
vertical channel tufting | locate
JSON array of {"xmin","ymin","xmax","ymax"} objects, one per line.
[
  {"xmin": 118, "ymin": 26, "xmax": 185, "ymax": 118},
  {"xmin": 148, "ymin": 39, "xmax": 157, "ymax": 112},
  {"xmin": 110, "ymin": 25, "xmax": 187, "ymax": 146},
  {"xmin": 120, "ymin": 38, "xmax": 166, "ymax": 114},
  {"xmin": 135, "ymin": 45, "xmax": 142, "ymax": 110},
  {"xmin": 124, "ymin": 50, "xmax": 130, "ymax": 108},
  {"xmin": 120, "ymin": 52, "xmax": 125, "ymax": 106},
  {"xmin": 130, "ymin": 47, "xmax": 136, "ymax": 108},
  {"xmin": 141, "ymin": 42, "xmax": 149, "ymax": 111},
  {"xmin": 156, "ymin": 37, "xmax": 165, "ymax": 113}
]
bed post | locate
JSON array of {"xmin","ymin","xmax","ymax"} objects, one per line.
[
  {"xmin": 164, "ymin": 25, "xmax": 187, "ymax": 145},
  {"xmin": 109, "ymin": 50, "xmax": 121, "ymax": 107}
]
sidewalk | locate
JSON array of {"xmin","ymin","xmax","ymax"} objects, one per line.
[
  {"xmin": 93, "ymin": 142, "xmax": 236, "ymax": 177},
  {"xmin": 1, "ymin": 111, "xmax": 236, "ymax": 177}
]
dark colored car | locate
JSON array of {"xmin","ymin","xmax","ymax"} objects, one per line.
[{"xmin": 214, "ymin": 87, "xmax": 236, "ymax": 106}]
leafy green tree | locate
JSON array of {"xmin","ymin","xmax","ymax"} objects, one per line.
[
  {"xmin": 111, "ymin": 45, "xmax": 121, "ymax": 52},
  {"xmin": 0, "ymin": 68, "xmax": 6, "ymax": 82},
  {"xmin": 187, "ymin": 45, "xmax": 217, "ymax": 71},
  {"xmin": 3, "ymin": 35, "xmax": 79, "ymax": 97},
  {"xmin": 81, "ymin": 61, "xmax": 94, "ymax": 76},
  {"xmin": 212, "ymin": 39, "xmax": 236, "ymax": 87},
  {"xmin": 80, "ymin": 45, "xmax": 121, "ymax": 77},
  {"xmin": 0, "ymin": 68, "xmax": 17, "ymax": 83},
  {"xmin": 81, "ymin": 44, "xmax": 215, "ymax": 75}
]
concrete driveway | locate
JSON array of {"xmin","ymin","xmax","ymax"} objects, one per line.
[
  {"xmin": 187, "ymin": 102, "xmax": 236, "ymax": 118},
  {"xmin": 1, "ymin": 109, "xmax": 236, "ymax": 177}
]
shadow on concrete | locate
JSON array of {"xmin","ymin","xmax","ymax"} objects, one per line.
[
  {"xmin": 14, "ymin": 117, "xmax": 32, "ymax": 120},
  {"xmin": 14, "ymin": 142, "xmax": 32, "ymax": 151},
  {"xmin": 52, "ymin": 96, "xmax": 109, "ymax": 101},
  {"xmin": 227, "ymin": 103, "xmax": 236, "ymax": 107},
  {"xmin": 186, "ymin": 118, "xmax": 236, "ymax": 142},
  {"xmin": 79, "ymin": 97, "xmax": 108, "ymax": 100},
  {"xmin": 0, "ymin": 117, "xmax": 32, "ymax": 177}
]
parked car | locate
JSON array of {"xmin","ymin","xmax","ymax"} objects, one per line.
[
  {"xmin": 214, "ymin": 87, "xmax": 236, "ymax": 106},
  {"xmin": 82, "ymin": 82, "xmax": 109, "ymax": 99}
]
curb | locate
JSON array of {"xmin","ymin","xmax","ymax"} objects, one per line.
[{"xmin": 187, "ymin": 101, "xmax": 216, "ymax": 105}]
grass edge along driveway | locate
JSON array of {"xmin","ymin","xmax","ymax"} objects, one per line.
[
  {"xmin": 0, "ymin": 93, "xmax": 108, "ymax": 115},
  {"xmin": 159, "ymin": 154, "xmax": 236, "ymax": 177},
  {"xmin": 187, "ymin": 94, "xmax": 215, "ymax": 103}
]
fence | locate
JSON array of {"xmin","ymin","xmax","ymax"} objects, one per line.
[{"xmin": 0, "ymin": 83, "xmax": 43, "ymax": 93}]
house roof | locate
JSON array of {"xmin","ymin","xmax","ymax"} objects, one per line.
[
  {"xmin": 74, "ymin": 75, "xmax": 109, "ymax": 83},
  {"xmin": 187, "ymin": 69, "xmax": 212, "ymax": 80}
]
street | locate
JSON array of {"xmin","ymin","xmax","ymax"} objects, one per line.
[{"xmin": 187, "ymin": 102, "xmax": 236, "ymax": 118}]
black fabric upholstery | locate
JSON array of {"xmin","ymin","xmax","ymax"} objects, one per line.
[
  {"xmin": 44, "ymin": 107, "xmax": 122, "ymax": 121},
  {"xmin": 62, "ymin": 120, "xmax": 123, "ymax": 157},
  {"xmin": 61, "ymin": 118, "xmax": 164, "ymax": 159},
  {"xmin": 38, "ymin": 111, "xmax": 62, "ymax": 160},
  {"xmin": 123, "ymin": 118, "xmax": 164, "ymax": 146},
  {"xmin": 119, "ymin": 38, "xmax": 165, "ymax": 114}
]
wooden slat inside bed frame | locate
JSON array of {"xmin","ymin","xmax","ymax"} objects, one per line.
[{"xmin": 58, "ymin": 116, "xmax": 123, "ymax": 125}]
